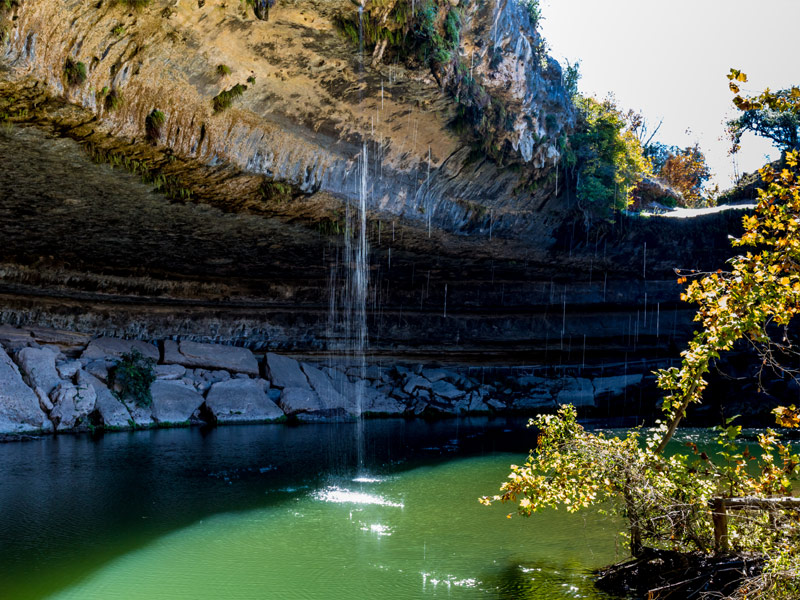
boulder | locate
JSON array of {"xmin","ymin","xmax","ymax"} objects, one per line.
[
  {"xmin": 85, "ymin": 359, "xmax": 112, "ymax": 382},
  {"xmin": 154, "ymin": 364, "xmax": 186, "ymax": 380},
  {"xmin": 278, "ymin": 387, "xmax": 324, "ymax": 415},
  {"xmin": 265, "ymin": 353, "xmax": 310, "ymax": 389},
  {"xmin": 301, "ymin": 363, "xmax": 349, "ymax": 410},
  {"xmin": 421, "ymin": 368, "xmax": 451, "ymax": 382},
  {"xmin": 0, "ymin": 325, "xmax": 35, "ymax": 351},
  {"xmin": 42, "ymin": 345, "xmax": 66, "ymax": 361},
  {"xmin": 34, "ymin": 386, "xmax": 53, "ymax": 412},
  {"xmin": 486, "ymin": 398, "xmax": 506, "ymax": 410},
  {"xmin": 403, "ymin": 374, "xmax": 431, "ymax": 395},
  {"xmin": 205, "ymin": 378, "xmax": 283, "ymax": 423},
  {"xmin": 363, "ymin": 388, "xmax": 405, "ymax": 415},
  {"xmin": 182, "ymin": 368, "xmax": 233, "ymax": 394},
  {"xmin": 593, "ymin": 374, "xmax": 643, "ymax": 397},
  {"xmin": 556, "ymin": 378, "xmax": 596, "ymax": 408},
  {"xmin": 27, "ymin": 327, "xmax": 92, "ymax": 352},
  {"xmin": 56, "ymin": 359, "xmax": 82, "ymax": 380},
  {"xmin": 364, "ymin": 365, "xmax": 384, "ymax": 380},
  {"xmin": 412, "ymin": 399, "xmax": 428, "ymax": 415},
  {"xmin": 124, "ymin": 401, "xmax": 154, "ymax": 427},
  {"xmin": 0, "ymin": 347, "xmax": 52, "ymax": 434},
  {"xmin": 150, "ymin": 380, "xmax": 204, "ymax": 425},
  {"xmin": 163, "ymin": 340, "xmax": 258, "ymax": 376},
  {"xmin": 431, "ymin": 379, "xmax": 466, "ymax": 401},
  {"xmin": 515, "ymin": 394, "xmax": 555, "ymax": 410},
  {"xmin": 468, "ymin": 393, "xmax": 490, "ymax": 413},
  {"xmin": 15, "ymin": 346, "xmax": 62, "ymax": 396},
  {"xmin": 49, "ymin": 380, "xmax": 97, "ymax": 431},
  {"xmin": 79, "ymin": 371, "xmax": 131, "ymax": 429},
  {"xmin": 453, "ymin": 398, "xmax": 470, "ymax": 414},
  {"xmin": 517, "ymin": 376, "xmax": 551, "ymax": 389},
  {"xmin": 82, "ymin": 337, "xmax": 159, "ymax": 361}
]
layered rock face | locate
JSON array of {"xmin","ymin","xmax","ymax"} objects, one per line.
[
  {"xmin": 0, "ymin": 1, "xmax": 750, "ymax": 374},
  {"xmin": 0, "ymin": 0, "xmax": 573, "ymax": 238},
  {"xmin": 0, "ymin": 325, "xmax": 658, "ymax": 435}
]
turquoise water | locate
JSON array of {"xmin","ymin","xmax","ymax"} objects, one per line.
[{"xmin": 0, "ymin": 419, "xmax": 627, "ymax": 599}]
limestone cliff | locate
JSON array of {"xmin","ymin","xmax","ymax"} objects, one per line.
[
  {"xmin": 0, "ymin": 0, "xmax": 747, "ymax": 362},
  {"xmin": 1, "ymin": 0, "xmax": 574, "ymax": 239}
]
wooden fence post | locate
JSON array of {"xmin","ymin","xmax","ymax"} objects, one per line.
[{"xmin": 712, "ymin": 497, "xmax": 728, "ymax": 551}]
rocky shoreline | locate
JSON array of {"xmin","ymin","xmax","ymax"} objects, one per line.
[{"xmin": 0, "ymin": 325, "xmax": 655, "ymax": 436}]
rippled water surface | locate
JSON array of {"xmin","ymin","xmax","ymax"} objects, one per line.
[{"xmin": 0, "ymin": 419, "xmax": 627, "ymax": 599}]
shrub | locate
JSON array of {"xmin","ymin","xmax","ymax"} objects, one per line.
[
  {"xmin": 212, "ymin": 83, "xmax": 247, "ymax": 113},
  {"xmin": 216, "ymin": 64, "xmax": 231, "ymax": 77},
  {"xmin": 64, "ymin": 58, "xmax": 87, "ymax": 86},
  {"xmin": 111, "ymin": 24, "xmax": 126, "ymax": 36},
  {"xmin": 109, "ymin": 349, "xmax": 156, "ymax": 407},
  {"xmin": 569, "ymin": 95, "xmax": 650, "ymax": 216},
  {"xmin": 145, "ymin": 108, "xmax": 166, "ymax": 142},
  {"xmin": 120, "ymin": 0, "xmax": 151, "ymax": 8},
  {"xmin": 105, "ymin": 89, "xmax": 123, "ymax": 112},
  {"xmin": 523, "ymin": 0, "xmax": 541, "ymax": 26}
]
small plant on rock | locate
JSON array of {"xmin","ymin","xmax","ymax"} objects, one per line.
[
  {"xmin": 119, "ymin": 0, "xmax": 151, "ymax": 8},
  {"xmin": 64, "ymin": 58, "xmax": 87, "ymax": 86},
  {"xmin": 109, "ymin": 349, "xmax": 156, "ymax": 407},
  {"xmin": 212, "ymin": 83, "xmax": 247, "ymax": 113},
  {"xmin": 105, "ymin": 88, "xmax": 123, "ymax": 112},
  {"xmin": 217, "ymin": 64, "xmax": 232, "ymax": 77},
  {"xmin": 145, "ymin": 108, "xmax": 166, "ymax": 142}
]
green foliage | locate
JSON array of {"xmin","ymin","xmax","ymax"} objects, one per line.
[
  {"xmin": 212, "ymin": 83, "xmax": 247, "ymax": 113},
  {"xmin": 145, "ymin": 108, "xmax": 166, "ymax": 142},
  {"xmin": 260, "ymin": 179, "xmax": 293, "ymax": 203},
  {"xmin": 317, "ymin": 215, "xmax": 344, "ymax": 236},
  {"xmin": 484, "ymin": 77, "xmax": 800, "ymax": 599},
  {"xmin": 569, "ymin": 95, "xmax": 650, "ymax": 215},
  {"xmin": 216, "ymin": 64, "xmax": 231, "ymax": 77},
  {"xmin": 562, "ymin": 60, "xmax": 580, "ymax": 99},
  {"xmin": 111, "ymin": 24, "xmax": 126, "ymax": 36},
  {"xmin": 727, "ymin": 70, "xmax": 800, "ymax": 153},
  {"xmin": 86, "ymin": 143, "xmax": 193, "ymax": 201},
  {"xmin": 522, "ymin": 0, "xmax": 541, "ymax": 25},
  {"xmin": 333, "ymin": 0, "xmax": 459, "ymax": 73},
  {"xmin": 246, "ymin": 75, "xmax": 256, "ymax": 85},
  {"xmin": 480, "ymin": 405, "xmax": 799, "ymax": 561},
  {"xmin": 118, "ymin": 0, "xmax": 151, "ymax": 8},
  {"xmin": 104, "ymin": 88, "xmax": 123, "ymax": 111},
  {"xmin": 63, "ymin": 58, "xmax": 87, "ymax": 86},
  {"xmin": 109, "ymin": 349, "xmax": 156, "ymax": 407},
  {"xmin": 644, "ymin": 142, "xmax": 713, "ymax": 208},
  {"xmin": 655, "ymin": 150, "xmax": 800, "ymax": 451}
]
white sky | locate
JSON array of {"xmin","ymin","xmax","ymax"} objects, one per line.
[{"xmin": 538, "ymin": 0, "xmax": 800, "ymax": 188}]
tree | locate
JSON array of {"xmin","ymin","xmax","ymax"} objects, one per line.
[
  {"xmin": 482, "ymin": 75, "xmax": 800, "ymax": 599},
  {"xmin": 658, "ymin": 144, "xmax": 712, "ymax": 207},
  {"xmin": 640, "ymin": 142, "xmax": 713, "ymax": 208},
  {"xmin": 727, "ymin": 70, "xmax": 800, "ymax": 154},
  {"xmin": 568, "ymin": 95, "xmax": 651, "ymax": 217}
]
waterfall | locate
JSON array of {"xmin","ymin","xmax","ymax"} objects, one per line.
[{"xmin": 328, "ymin": 143, "xmax": 370, "ymax": 418}]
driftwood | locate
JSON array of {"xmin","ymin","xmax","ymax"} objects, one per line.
[{"xmin": 595, "ymin": 548, "xmax": 763, "ymax": 600}]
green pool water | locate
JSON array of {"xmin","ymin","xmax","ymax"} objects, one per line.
[{"xmin": 0, "ymin": 418, "xmax": 628, "ymax": 599}]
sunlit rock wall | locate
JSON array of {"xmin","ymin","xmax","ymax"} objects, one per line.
[{"xmin": 0, "ymin": 0, "xmax": 574, "ymax": 239}]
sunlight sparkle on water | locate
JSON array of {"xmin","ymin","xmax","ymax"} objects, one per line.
[
  {"xmin": 362, "ymin": 523, "xmax": 393, "ymax": 536},
  {"xmin": 313, "ymin": 486, "xmax": 404, "ymax": 508}
]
